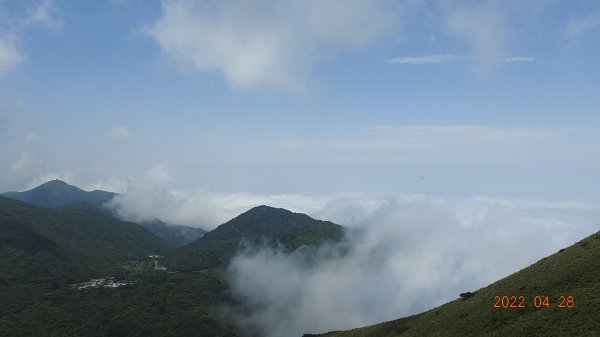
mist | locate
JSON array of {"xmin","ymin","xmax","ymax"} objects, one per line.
[
  {"xmin": 221, "ymin": 194, "xmax": 600, "ymax": 337},
  {"xmin": 105, "ymin": 186, "xmax": 329, "ymax": 230}
]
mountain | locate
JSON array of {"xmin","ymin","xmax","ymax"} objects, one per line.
[
  {"xmin": 0, "ymin": 196, "xmax": 169, "ymax": 282},
  {"xmin": 169, "ymin": 205, "xmax": 344, "ymax": 271},
  {"xmin": 309, "ymin": 230, "xmax": 600, "ymax": 337},
  {"xmin": 0, "ymin": 196, "xmax": 237, "ymax": 337},
  {"xmin": 2, "ymin": 179, "xmax": 116, "ymax": 208},
  {"xmin": 4, "ymin": 180, "xmax": 207, "ymax": 248}
]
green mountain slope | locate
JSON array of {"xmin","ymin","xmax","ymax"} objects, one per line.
[
  {"xmin": 2, "ymin": 179, "xmax": 116, "ymax": 208},
  {"xmin": 310, "ymin": 230, "xmax": 600, "ymax": 337},
  {"xmin": 0, "ymin": 196, "xmax": 168, "ymax": 280},
  {"xmin": 0, "ymin": 196, "xmax": 238, "ymax": 337},
  {"xmin": 3, "ymin": 180, "xmax": 207, "ymax": 248},
  {"xmin": 1, "ymin": 201, "xmax": 342, "ymax": 337},
  {"xmin": 169, "ymin": 205, "xmax": 344, "ymax": 271}
]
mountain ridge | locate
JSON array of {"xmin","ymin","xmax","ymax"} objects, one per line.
[
  {"xmin": 3, "ymin": 180, "xmax": 207, "ymax": 247},
  {"xmin": 168, "ymin": 204, "xmax": 344, "ymax": 271},
  {"xmin": 2, "ymin": 179, "xmax": 116, "ymax": 209}
]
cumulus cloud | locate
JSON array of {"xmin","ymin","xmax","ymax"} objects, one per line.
[
  {"xmin": 221, "ymin": 193, "xmax": 600, "ymax": 337},
  {"xmin": 145, "ymin": 0, "xmax": 401, "ymax": 90},
  {"xmin": 0, "ymin": 0, "xmax": 61, "ymax": 77},
  {"xmin": 106, "ymin": 125, "xmax": 131, "ymax": 140}
]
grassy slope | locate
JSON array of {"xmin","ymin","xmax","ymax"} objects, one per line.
[{"xmin": 315, "ymin": 230, "xmax": 600, "ymax": 337}]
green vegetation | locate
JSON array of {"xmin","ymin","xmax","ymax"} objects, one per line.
[
  {"xmin": 169, "ymin": 205, "xmax": 344, "ymax": 271},
  {"xmin": 1, "ymin": 196, "xmax": 344, "ymax": 336},
  {"xmin": 11, "ymin": 181, "xmax": 598, "ymax": 337},
  {"xmin": 312, "ymin": 230, "xmax": 600, "ymax": 337},
  {"xmin": 0, "ymin": 196, "xmax": 169, "ymax": 278},
  {"xmin": 5, "ymin": 180, "xmax": 209, "ymax": 248}
]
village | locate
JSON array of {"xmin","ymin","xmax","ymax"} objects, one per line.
[
  {"xmin": 74, "ymin": 255, "xmax": 167, "ymax": 290},
  {"xmin": 74, "ymin": 277, "xmax": 129, "ymax": 290}
]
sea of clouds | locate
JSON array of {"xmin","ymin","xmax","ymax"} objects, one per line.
[{"xmin": 107, "ymin": 190, "xmax": 600, "ymax": 337}]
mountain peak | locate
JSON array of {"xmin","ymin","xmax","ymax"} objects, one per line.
[
  {"xmin": 36, "ymin": 179, "xmax": 83, "ymax": 191},
  {"xmin": 169, "ymin": 205, "xmax": 343, "ymax": 270},
  {"xmin": 2, "ymin": 180, "xmax": 115, "ymax": 208},
  {"xmin": 243, "ymin": 205, "xmax": 292, "ymax": 215}
]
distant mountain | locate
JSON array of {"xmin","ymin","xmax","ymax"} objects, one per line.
[
  {"xmin": 141, "ymin": 219, "xmax": 206, "ymax": 247},
  {"xmin": 2, "ymin": 179, "xmax": 116, "ymax": 208},
  {"xmin": 4, "ymin": 180, "xmax": 207, "ymax": 247},
  {"xmin": 310, "ymin": 230, "xmax": 600, "ymax": 337},
  {"xmin": 0, "ymin": 196, "xmax": 236, "ymax": 337},
  {"xmin": 169, "ymin": 205, "xmax": 343, "ymax": 271},
  {"xmin": 0, "ymin": 196, "xmax": 169, "ymax": 282}
]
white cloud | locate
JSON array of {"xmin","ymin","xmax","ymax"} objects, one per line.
[
  {"xmin": 0, "ymin": 34, "xmax": 23, "ymax": 76},
  {"xmin": 0, "ymin": 0, "xmax": 61, "ymax": 77},
  {"xmin": 386, "ymin": 54, "xmax": 534, "ymax": 66},
  {"xmin": 565, "ymin": 7, "xmax": 600, "ymax": 44},
  {"xmin": 221, "ymin": 193, "xmax": 600, "ymax": 337},
  {"xmin": 145, "ymin": 0, "xmax": 401, "ymax": 90},
  {"xmin": 107, "ymin": 186, "xmax": 330, "ymax": 229},
  {"xmin": 387, "ymin": 54, "xmax": 462, "ymax": 64},
  {"xmin": 106, "ymin": 125, "xmax": 131, "ymax": 140}
]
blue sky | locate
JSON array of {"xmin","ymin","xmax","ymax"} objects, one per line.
[{"xmin": 1, "ymin": 0, "xmax": 600, "ymax": 201}]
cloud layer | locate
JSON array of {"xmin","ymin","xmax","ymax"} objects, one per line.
[
  {"xmin": 221, "ymin": 193, "xmax": 600, "ymax": 337},
  {"xmin": 143, "ymin": 0, "xmax": 566, "ymax": 86}
]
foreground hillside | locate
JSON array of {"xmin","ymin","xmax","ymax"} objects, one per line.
[{"xmin": 311, "ymin": 229, "xmax": 600, "ymax": 337}]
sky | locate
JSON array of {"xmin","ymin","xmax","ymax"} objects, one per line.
[
  {"xmin": 2, "ymin": 1, "xmax": 600, "ymax": 335},
  {"xmin": 0, "ymin": 0, "xmax": 599, "ymax": 199}
]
